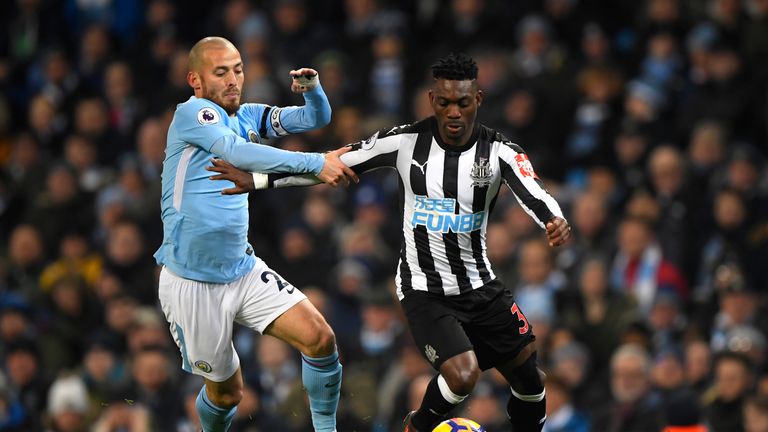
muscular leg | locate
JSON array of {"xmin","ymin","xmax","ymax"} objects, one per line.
[
  {"xmin": 496, "ymin": 343, "xmax": 546, "ymax": 432},
  {"xmin": 265, "ymin": 299, "xmax": 341, "ymax": 432},
  {"xmin": 196, "ymin": 368, "xmax": 243, "ymax": 432},
  {"xmin": 265, "ymin": 298, "xmax": 336, "ymax": 355},
  {"xmin": 410, "ymin": 351, "xmax": 481, "ymax": 431}
]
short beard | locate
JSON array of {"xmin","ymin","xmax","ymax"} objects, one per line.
[
  {"xmin": 202, "ymin": 86, "xmax": 240, "ymax": 115},
  {"xmin": 210, "ymin": 94, "xmax": 240, "ymax": 116},
  {"xmin": 220, "ymin": 100, "xmax": 240, "ymax": 115}
]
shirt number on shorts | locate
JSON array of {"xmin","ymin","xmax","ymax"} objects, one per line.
[
  {"xmin": 510, "ymin": 303, "xmax": 529, "ymax": 335},
  {"xmin": 261, "ymin": 271, "xmax": 294, "ymax": 294}
]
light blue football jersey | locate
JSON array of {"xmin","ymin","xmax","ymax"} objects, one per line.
[{"xmin": 154, "ymin": 87, "xmax": 330, "ymax": 283}]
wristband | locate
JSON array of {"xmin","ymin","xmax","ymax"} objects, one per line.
[
  {"xmin": 252, "ymin": 173, "xmax": 269, "ymax": 190},
  {"xmin": 294, "ymin": 73, "xmax": 318, "ymax": 90}
]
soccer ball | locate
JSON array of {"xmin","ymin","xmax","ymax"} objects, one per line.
[{"xmin": 432, "ymin": 418, "xmax": 486, "ymax": 432}]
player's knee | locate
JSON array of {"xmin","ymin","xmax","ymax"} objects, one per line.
[
  {"xmin": 511, "ymin": 355, "xmax": 545, "ymax": 395},
  {"xmin": 457, "ymin": 367, "xmax": 481, "ymax": 395},
  {"xmin": 304, "ymin": 322, "xmax": 336, "ymax": 357},
  {"xmin": 444, "ymin": 366, "xmax": 480, "ymax": 395},
  {"xmin": 208, "ymin": 388, "xmax": 243, "ymax": 409}
]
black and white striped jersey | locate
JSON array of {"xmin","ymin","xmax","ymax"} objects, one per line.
[{"xmin": 261, "ymin": 117, "xmax": 564, "ymax": 299}]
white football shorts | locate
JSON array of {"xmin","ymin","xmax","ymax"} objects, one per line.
[{"xmin": 158, "ymin": 259, "xmax": 307, "ymax": 382}]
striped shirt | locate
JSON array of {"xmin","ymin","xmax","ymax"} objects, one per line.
[{"xmin": 263, "ymin": 117, "xmax": 564, "ymax": 298}]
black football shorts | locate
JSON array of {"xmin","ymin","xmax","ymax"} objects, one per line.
[{"xmin": 400, "ymin": 279, "xmax": 535, "ymax": 371}]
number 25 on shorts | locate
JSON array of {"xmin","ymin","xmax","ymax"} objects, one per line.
[
  {"xmin": 261, "ymin": 271, "xmax": 295, "ymax": 294},
  {"xmin": 510, "ymin": 303, "xmax": 529, "ymax": 334}
]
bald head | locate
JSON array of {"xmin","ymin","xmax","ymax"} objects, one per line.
[
  {"xmin": 188, "ymin": 37, "xmax": 237, "ymax": 73},
  {"xmin": 186, "ymin": 36, "xmax": 244, "ymax": 115}
]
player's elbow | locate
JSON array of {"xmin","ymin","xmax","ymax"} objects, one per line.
[{"xmin": 317, "ymin": 106, "xmax": 331, "ymax": 128}]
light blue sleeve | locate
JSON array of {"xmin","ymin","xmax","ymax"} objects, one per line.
[
  {"xmin": 210, "ymin": 136, "xmax": 324, "ymax": 175},
  {"xmin": 174, "ymin": 98, "xmax": 236, "ymax": 152},
  {"xmin": 262, "ymin": 84, "xmax": 331, "ymax": 138},
  {"xmin": 176, "ymin": 98, "xmax": 324, "ymax": 174}
]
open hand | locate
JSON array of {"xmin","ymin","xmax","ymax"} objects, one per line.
[
  {"xmin": 317, "ymin": 146, "xmax": 358, "ymax": 187},
  {"xmin": 546, "ymin": 217, "xmax": 571, "ymax": 247},
  {"xmin": 206, "ymin": 158, "xmax": 254, "ymax": 195},
  {"xmin": 290, "ymin": 68, "xmax": 319, "ymax": 93}
]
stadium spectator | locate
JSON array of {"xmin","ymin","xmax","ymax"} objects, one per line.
[
  {"xmin": 592, "ymin": 343, "xmax": 665, "ymax": 432},
  {"xmin": 0, "ymin": 1, "xmax": 767, "ymax": 429},
  {"xmin": 704, "ymin": 350, "xmax": 754, "ymax": 431},
  {"xmin": 744, "ymin": 394, "xmax": 768, "ymax": 432},
  {"xmin": 542, "ymin": 374, "xmax": 590, "ymax": 432},
  {"xmin": 611, "ymin": 216, "xmax": 687, "ymax": 312},
  {"xmin": 45, "ymin": 374, "xmax": 90, "ymax": 432}
]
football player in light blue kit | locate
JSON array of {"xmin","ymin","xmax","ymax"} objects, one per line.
[{"xmin": 155, "ymin": 37, "xmax": 357, "ymax": 432}]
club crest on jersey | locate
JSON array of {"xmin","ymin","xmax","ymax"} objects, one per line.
[
  {"xmin": 197, "ymin": 108, "xmax": 219, "ymax": 125},
  {"xmin": 514, "ymin": 153, "xmax": 536, "ymax": 178},
  {"xmin": 425, "ymin": 345, "xmax": 439, "ymax": 364},
  {"xmin": 247, "ymin": 129, "xmax": 259, "ymax": 143},
  {"xmin": 470, "ymin": 158, "xmax": 493, "ymax": 187}
]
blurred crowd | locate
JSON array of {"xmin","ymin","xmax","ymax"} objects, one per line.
[{"xmin": 1, "ymin": 0, "xmax": 768, "ymax": 431}]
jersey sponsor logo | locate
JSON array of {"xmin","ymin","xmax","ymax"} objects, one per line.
[
  {"xmin": 411, "ymin": 195, "xmax": 485, "ymax": 233},
  {"xmin": 470, "ymin": 157, "xmax": 493, "ymax": 187},
  {"xmin": 514, "ymin": 153, "xmax": 536, "ymax": 178},
  {"xmin": 197, "ymin": 108, "xmax": 219, "ymax": 125},
  {"xmin": 194, "ymin": 360, "xmax": 213, "ymax": 373},
  {"xmin": 247, "ymin": 129, "xmax": 259, "ymax": 143}
]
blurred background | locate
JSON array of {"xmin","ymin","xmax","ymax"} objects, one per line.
[{"xmin": 0, "ymin": 0, "xmax": 767, "ymax": 431}]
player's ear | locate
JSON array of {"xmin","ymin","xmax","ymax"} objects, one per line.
[
  {"xmin": 476, "ymin": 89, "xmax": 483, "ymax": 107},
  {"xmin": 428, "ymin": 89, "xmax": 434, "ymax": 105},
  {"xmin": 187, "ymin": 71, "xmax": 201, "ymax": 90}
]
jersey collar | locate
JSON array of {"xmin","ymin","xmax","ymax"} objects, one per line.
[{"xmin": 429, "ymin": 117, "xmax": 479, "ymax": 153}]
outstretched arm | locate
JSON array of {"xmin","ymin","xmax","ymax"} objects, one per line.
[
  {"xmin": 207, "ymin": 146, "xmax": 357, "ymax": 193},
  {"xmin": 176, "ymin": 98, "xmax": 332, "ymax": 176},
  {"xmin": 207, "ymin": 129, "xmax": 402, "ymax": 192}
]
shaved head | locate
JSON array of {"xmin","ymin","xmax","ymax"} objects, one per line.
[
  {"xmin": 186, "ymin": 36, "xmax": 244, "ymax": 115},
  {"xmin": 188, "ymin": 37, "xmax": 237, "ymax": 72}
]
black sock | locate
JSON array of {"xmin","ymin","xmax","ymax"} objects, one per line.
[
  {"xmin": 412, "ymin": 375, "xmax": 463, "ymax": 431},
  {"xmin": 506, "ymin": 389, "xmax": 546, "ymax": 432}
]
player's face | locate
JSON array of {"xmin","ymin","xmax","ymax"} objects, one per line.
[
  {"xmin": 196, "ymin": 46, "xmax": 244, "ymax": 115},
  {"xmin": 429, "ymin": 79, "xmax": 482, "ymax": 146}
]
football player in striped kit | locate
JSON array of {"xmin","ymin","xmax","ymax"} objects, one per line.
[{"xmin": 207, "ymin": 53, "xmax": 571, "ymax": 431}]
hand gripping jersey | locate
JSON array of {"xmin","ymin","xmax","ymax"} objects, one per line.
[{"xmin": 258, "ymin": 117, "xmax": 565, "ymax": 298}]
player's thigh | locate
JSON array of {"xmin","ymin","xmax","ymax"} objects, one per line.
[
  {"xmin": 464, "ymin": 282, "xmax": 535, "ymax": 370},
  {"xmin": 233, "ymin": 261, "xmax": 333, "ymax": 353},
  {"xmin": 158, "ymin": 267, "xmax": 240, "ymax": 382},
  {"xmin": 401, "ymin": 292, "xmax": 473, "ymax": 370}
]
